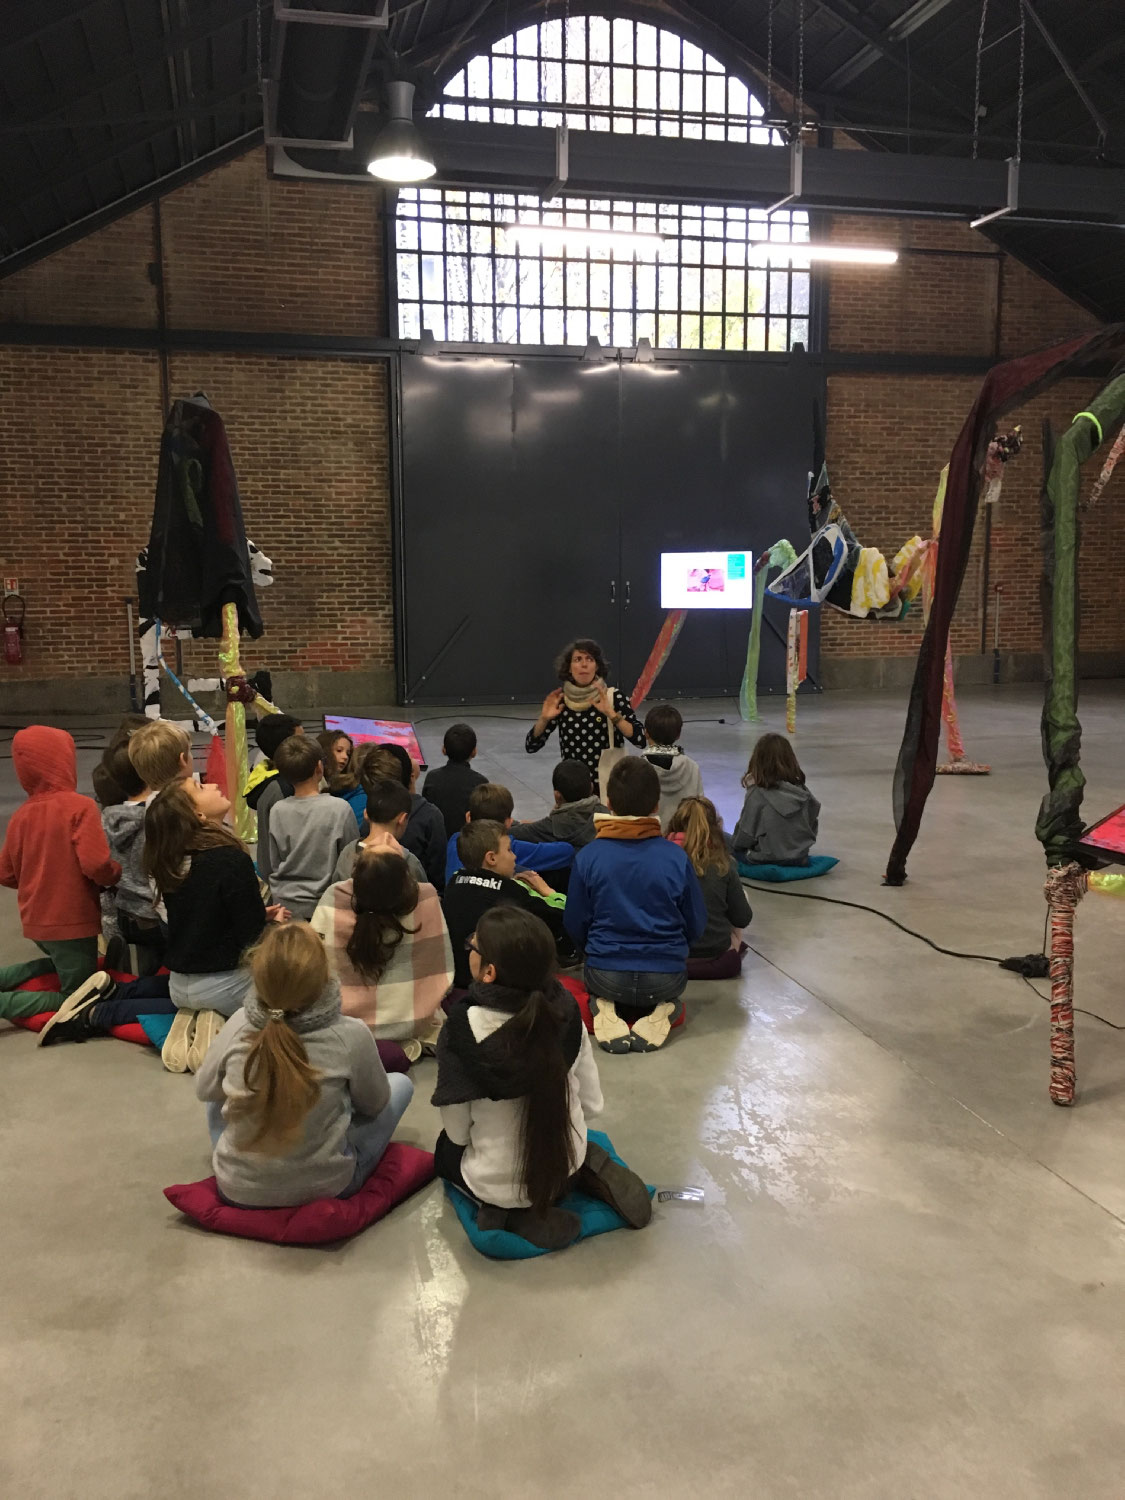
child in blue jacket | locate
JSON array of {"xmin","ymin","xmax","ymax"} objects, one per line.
[{"xmin": 566, "ymin": 757, "xmax": 705, "ymax": 1056}]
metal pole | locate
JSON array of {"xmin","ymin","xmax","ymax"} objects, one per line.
[
  {"xmin": 992, "ymin": 583, "xmax": 1003, "ymax": 684},
  {"xmin": 125, "ymin": 596, "xmax": 139, "ymax": 711}
]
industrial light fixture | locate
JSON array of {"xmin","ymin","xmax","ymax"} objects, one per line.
[
  {"xmin": 750, "ymin": 242, "xmax": 899, "ymax": 265},
  {"xmin": 509, "ymin": 222, "xmax": 666, "ymax": 258},
  {"xmin": 367, "ymin": 80, "xmax": 436, "ymax": 183},
  {"xmin": 635, "ymin": 337, "xmax": 655, "ymax": 363}
]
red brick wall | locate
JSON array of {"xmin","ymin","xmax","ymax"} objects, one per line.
[
  {"xmin": 0, "ymin": 143, "xmax": 1118, "ymax": 702},
  {"xmin": 820, "ymin": 374, "xmax": 1125, "ymax": 665},
  {"xmin": 0, "ymin": 149, "xmax": 392, "ymax": 700}
]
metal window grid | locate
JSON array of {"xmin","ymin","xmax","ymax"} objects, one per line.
[{"xmin": 395, "ymin": 16, "xmax": 812, "ymax": 352}]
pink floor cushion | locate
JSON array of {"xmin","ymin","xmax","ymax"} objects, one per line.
[
  {"xmin": 163, "ymin": 1142, "xmax": 435, "ymax": 1246},
  {"xmin": 10, "ymin": 966, "xmax": 158, "ymax": 1048}
]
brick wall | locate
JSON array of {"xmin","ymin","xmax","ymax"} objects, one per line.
[
  {"xmin": 0, "ymin": 142, "xmax": 1119, "ymax": 708},
  {"xmin": 0, "ymin": 149, "xmax": 393, "ymax": 708}
]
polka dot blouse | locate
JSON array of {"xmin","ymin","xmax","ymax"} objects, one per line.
[{"xmin": 524, "ymin": 689, "xmax": 646, "ymax": 779}]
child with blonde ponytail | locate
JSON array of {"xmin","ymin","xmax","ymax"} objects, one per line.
[
  {"xmin": 194, "ymin": 923, "xmax": 414, "ymax": 1207},
  {"xmin": 667, "ymin": 797, "xmax": 752, "ymax": 980}
]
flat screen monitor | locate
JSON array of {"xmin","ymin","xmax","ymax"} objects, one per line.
[
  {"xmin": 1079, "ymin": 803, "xmax": 1125, "ymax": 864},
  {"xmin": 660, "ymin": 550, "xmax": 753, "ymax": 610},
  {"xmin": 322, "ymin": 715, "xmax": 427, "ymax": 771}
]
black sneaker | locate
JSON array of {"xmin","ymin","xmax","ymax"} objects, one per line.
[
  {"xmin": 572, "ymin": 1140, "xmax": 653, "ymax": 1228},
  {"xmin": 37, "ymin": 972, "xmax": 115, "ymax": 1048}
]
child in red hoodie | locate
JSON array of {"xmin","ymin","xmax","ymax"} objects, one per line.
[{"xmin": 0, "ymin": 726, "xmax": 121, "ymax": 1020}]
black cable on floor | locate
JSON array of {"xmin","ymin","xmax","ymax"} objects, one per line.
[
  {"xmin": 1020, "ymin": 973, "xmax": 1125, "ymax": 1031},
  {"xmin": 744, "ymin": 878, "xmax": 1125, "ymax": 1031},
  {"xmin": 739, "ymin": 880, "xmax": 1010, "ymax": 963}
]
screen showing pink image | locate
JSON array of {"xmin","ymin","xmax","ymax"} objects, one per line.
[
  {"xmin": 685, "ymin": 567, "xmax": 726, "ymax": 593},
  {"xmin": 323, "ymin": 715, "xmax": 426, "ymax": 768},
  {"xmin": 1080, "ymin": 804, "xmax": 1125, "ymax": 859}
]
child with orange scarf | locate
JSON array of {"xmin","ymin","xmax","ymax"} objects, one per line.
[{"xmin": 564, "ymin": 757, "xmax": 705, "ymax": 1055}]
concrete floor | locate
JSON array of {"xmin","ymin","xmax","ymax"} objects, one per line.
[{"xmin": 3, "ymin": 685, "xmax": 1125, "ymax": 1499}]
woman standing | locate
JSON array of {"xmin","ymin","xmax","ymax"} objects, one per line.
[{"xmin": 525, "ymin": 639, "xmax": 645, "ymax": 788}]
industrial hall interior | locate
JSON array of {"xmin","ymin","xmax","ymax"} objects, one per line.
[{"xmin": 4, "ymin": 1, "xmax": 1125, "ymax": 1496}]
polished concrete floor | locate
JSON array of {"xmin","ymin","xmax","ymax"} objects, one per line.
[{"xmin": 3, "ymin": 685, "xmax": 1125, "ymax": 1499}]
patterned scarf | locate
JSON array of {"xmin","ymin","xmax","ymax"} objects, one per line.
[
  {"xmin": 594, "ymin": 813, "xmax": 662, "ymax": 841},
  {"xmin": 562, "ymin": 676, "xmax": 607, "ymax": 713},
  {"xmin": 243, "ymin": 978, "xmax": 342, "ymax": 1035}
]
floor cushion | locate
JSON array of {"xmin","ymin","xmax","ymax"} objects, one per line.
[
  {"xmin": 164, "ymin": 1141, "xmax": 435, "ymax": 1246},
  {"xmin": 737, "ymin": 854, "xmax": 839, "ymax": 882},
  {"xmin": 444, "ymin": 1129, "xmax": 653, "ymax": 1260}
]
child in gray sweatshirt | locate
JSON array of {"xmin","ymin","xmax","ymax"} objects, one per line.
[
  {"xmin": 267, "ymin": 737, "xmax": 358, "ymax": 919},
  {"xmin": 642, "ymin": 704, "xmax": 705, "ymax": 833},
  {"xmin": 195, "ymin": 923, "xmax": 414, "ymax": 1208}
]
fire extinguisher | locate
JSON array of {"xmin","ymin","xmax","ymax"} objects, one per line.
[{"xmin": 3, "ymin": 591, "xmax": 25, "ymax": 665}]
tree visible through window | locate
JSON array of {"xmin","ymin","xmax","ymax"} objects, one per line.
[{"xmin": 395, "ymin": 16, "xmax": 812, "ymax": 352}]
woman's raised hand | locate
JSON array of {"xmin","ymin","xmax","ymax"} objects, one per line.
[
  {"xmin": 592, "ymin": 686, "xmax": 615, "ymax": 718},
  {"xmin": 540, "ymin": 688, "xmax": 565, "ymax": 721}
]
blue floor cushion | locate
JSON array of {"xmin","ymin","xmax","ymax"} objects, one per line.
[
  {"xmin": 445, "ymin": 1130, "xmax": 653, "ymax": 1260},
  {"xmin": 737, "ymin": 855, "xmax": 839, "ymax": 882}
]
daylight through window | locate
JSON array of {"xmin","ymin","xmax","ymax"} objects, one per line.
[{"xmin": 394, "ymin": 16, "xmax": 812, "ymax": 352}]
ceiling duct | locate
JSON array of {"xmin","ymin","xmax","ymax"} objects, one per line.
[{"xmin": 264, "ymin": 0, "xmax": 388, "ymax": 167}]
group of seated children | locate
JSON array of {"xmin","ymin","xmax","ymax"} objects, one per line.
[{"xmin": 0, "ymin": 704, "xmax": 819, "ymax": 1244}]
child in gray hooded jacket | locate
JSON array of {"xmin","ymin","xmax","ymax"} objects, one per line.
[
  {"xmin": 642, "ymin": 704, "xmax": 704, "ymax": 833},
  {"xmin": 732, "ymin": 733, "xmax": 820, "ymax": 867}
]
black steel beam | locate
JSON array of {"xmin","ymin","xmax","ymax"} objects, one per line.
[
  {"xmin": 0, "ymin": 317, "xmax": 1007, "ymax": 375},
  {"xmin": 0, "ymin": 129, "xmax": 262, "ymax": 280},
  {"xmin": 363, "ymin": 117, "xmax": 1125, "ymax": 221}
]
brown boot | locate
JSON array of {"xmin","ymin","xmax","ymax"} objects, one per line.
[
  {"xmin": 572, "ymin": 1140, "xmax": 652, "ymax": 1228},
  {"xmin": 477, "ymin": 1203, "xmax": 582, "ymax": 1250}
]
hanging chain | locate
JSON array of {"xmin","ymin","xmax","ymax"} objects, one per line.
[
  {"xmin": 1015, "ymin": 0, "xmax": 1026, "ymax": 161},
  {"xmin": 972, "ymin": 0, "xmax": 989, "ymax": 159},
  {"xmin": 796, "ymin": 0, "xmax": 805, "ymax": 133},
  {"xmin": 766, "ymin": 0, "xmax": 775, "ymax": 131}
]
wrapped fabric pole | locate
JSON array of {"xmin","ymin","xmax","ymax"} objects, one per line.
[
  {"xmin": 630, "ymin": 609, "xmax": 687, "ymax": 709},
  {"xmin": 220, "ymin": 601, "xmax": 254, "ymax": 844},
  {"xmin": 1037, "ymin": 376, "xmax": 1125, "ymax": 865},
  {"xmin": 1044, "ymin": 863, "xmax": 1086, "ymax": 1107},
  {"xmin": 739, "ymin": 557, "xmax": 770, "ymax": 723}
]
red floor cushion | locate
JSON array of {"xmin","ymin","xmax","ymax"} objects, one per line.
[{"xmin": 164, "ymin": 1142, "xmax": 435, "ymax": 1246}]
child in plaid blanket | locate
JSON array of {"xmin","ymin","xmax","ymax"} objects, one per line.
[{"xmin": 312, "ymin": 848, "xmax": 453, "ymax": 1057}]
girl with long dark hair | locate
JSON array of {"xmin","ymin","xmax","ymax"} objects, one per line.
[
  {"xmin": 311, "ymin": 848, "xmax": 453, "ymax": 1054},
  {"xmin": 431, "ymin": 904, "xmax": 651, "ymax": 1249}
]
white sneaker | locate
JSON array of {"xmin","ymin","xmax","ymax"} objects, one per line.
[
  {"xmin": 590, "ymin": 997, "xmax": 631, "ymax": 1054},
  {"xmin": 629, "ymin": 1000, "xmax": 684, "ymax": 1052},
  {"xmin": 186, "ymin": 1009, "xmax": 225, "ymax": 1073},
  {"xmin": 161, "ymin": 1009, "xmax": 196, "ymax": 1073}
]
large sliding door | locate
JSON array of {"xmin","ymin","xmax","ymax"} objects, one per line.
[{"xmin": 398, "ymin": 348, "xmax": 821, "ymax": 704}]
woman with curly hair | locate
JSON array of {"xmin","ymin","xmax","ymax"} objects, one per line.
[{"xmin": 525, "ymin": 638, "xmax": 645, "ymax": 792}]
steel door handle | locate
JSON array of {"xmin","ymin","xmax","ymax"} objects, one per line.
[
  {"xmin": 625, "ymin": 580, "xmax": 631, "ymax": 606},
  {"xmin": 610, "ymin": 579, "xmax": 617, "ymax": 604}
]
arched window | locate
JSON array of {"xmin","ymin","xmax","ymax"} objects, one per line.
[{"xmin": 395, "ymin": 16, "xmax": 811, "ymax": 351}]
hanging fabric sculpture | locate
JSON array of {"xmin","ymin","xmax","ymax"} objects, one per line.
[
  {"xmin": 139, "ymin": 394, "xmax": 264, "ymax": 639},
  {"xmin": 885, "ymin": 323, "xmax": 1125, "ymax": 887},
  {"xmin": 139, "ymin": 393, "xmax": 278, "ymax": 841}
]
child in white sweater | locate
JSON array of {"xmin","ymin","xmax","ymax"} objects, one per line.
[{"xmin": 431, "ymin": 904, "xmax": 651, "ymax": 1249}]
